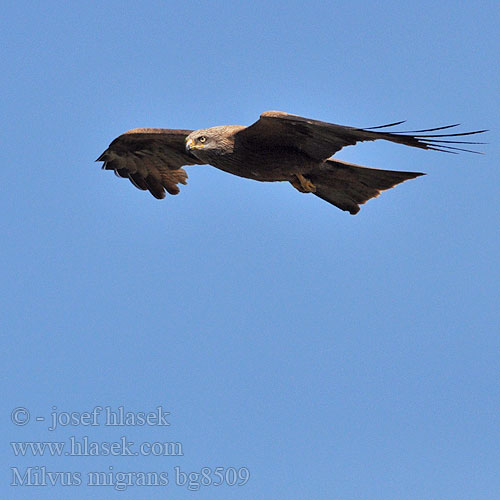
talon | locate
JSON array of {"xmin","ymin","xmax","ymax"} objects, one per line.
[{"xmin": 294, "ymin": 173, "xmax": 316, "ymax": 193}]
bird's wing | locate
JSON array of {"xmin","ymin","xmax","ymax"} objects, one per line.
[
  {"xmin": 96, "ymin": 129, "xmax": 205, "ymax": 199},
  {"xmin": 236, "ymin": 111, "xmax": 487, "ymax": 162}
]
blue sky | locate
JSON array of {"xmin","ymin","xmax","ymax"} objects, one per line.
[{"xmin": 2, "ymin": 1, "xmax": 499, "ymax": 499}]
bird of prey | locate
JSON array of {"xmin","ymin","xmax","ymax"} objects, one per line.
[{"xmin": 96, "ymin": 111, "xmax": 486, "ymax": 214}]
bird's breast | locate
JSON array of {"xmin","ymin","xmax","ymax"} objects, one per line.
[{"xmin": 209, "ymin": 149, "xmax": 315, "ymax": 182}]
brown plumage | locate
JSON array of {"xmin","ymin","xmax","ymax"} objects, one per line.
[{"xmin": 96, "ymin": 111, "xmax": 486, "ymax": 214}]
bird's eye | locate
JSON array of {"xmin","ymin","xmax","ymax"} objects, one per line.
[{"xmin": 198, "ymin": 136, "xmax": 207, "ymax": 143}]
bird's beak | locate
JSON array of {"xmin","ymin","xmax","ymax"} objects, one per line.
[{"xmin": 186, "ymin": 138, "xmax": 204, "ymax": 151}]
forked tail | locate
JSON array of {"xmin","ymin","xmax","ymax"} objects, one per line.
[{"xmin": 307, "ymin": 159, "xmax": 424, "ymax": 214}]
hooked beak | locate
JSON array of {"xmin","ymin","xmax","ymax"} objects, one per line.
[{"xmin": 186, "ymin": 138, "xmax": 204, "ymax": 151}]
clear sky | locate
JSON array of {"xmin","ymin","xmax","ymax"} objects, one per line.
[{"xmin": 2, "ymin": 1, "xmax": 499, "ymax": 499}]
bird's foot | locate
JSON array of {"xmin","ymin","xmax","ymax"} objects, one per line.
[{"xmin": 292, "ymin": 173, "xmax": 316, "ymax": 193}]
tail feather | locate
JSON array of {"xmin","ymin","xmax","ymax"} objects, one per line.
[{"xmin": 307, "ymin": 159, "xmax": 424, "ymax": 214}]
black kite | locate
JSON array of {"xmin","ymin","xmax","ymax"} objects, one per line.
[{"xmin": 97, "ymin": 111, "xmax": 485, "ymax": 214}]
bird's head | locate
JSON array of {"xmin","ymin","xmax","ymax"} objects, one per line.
[
  {"xmin": 185, "ymin": 128, "xmax": 218, "ymax": 152},
  {"xmin": 185, "ymin": 125, "xmax": 244, "ymax": 161}
]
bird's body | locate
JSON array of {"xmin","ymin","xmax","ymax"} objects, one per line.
[
  {"xmin": 191, "ymin": 127, "xmax": 313, "ymax": 182},
  {"xmin": 97, "ymin": 111, "xmax": 485, "ymax": 214}
]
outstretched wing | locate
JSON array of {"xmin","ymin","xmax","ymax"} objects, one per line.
[
  {"xmin": 236, "ymin": 111, "xmax": 487, "ymax": 161},
  {"xmin": 96, "ymin": 129, "xmax": 205, "ymax": 199}
]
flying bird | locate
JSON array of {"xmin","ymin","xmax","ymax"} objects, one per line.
[{"xmin": 96, "ymin": 111, "xmax": 486, "ymax": 214}]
